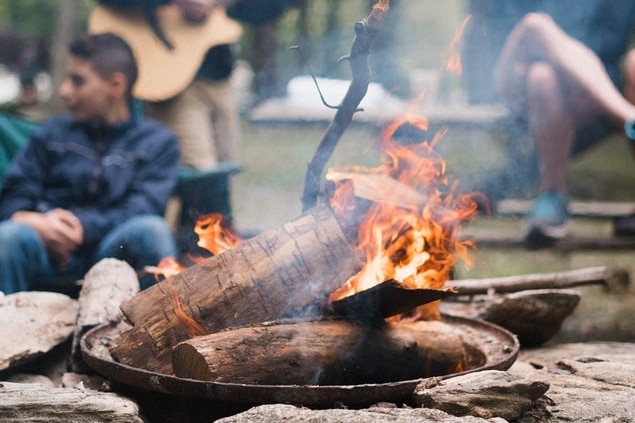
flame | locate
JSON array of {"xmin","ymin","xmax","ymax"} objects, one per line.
[
  {"xmin": 154, "ymin": 212, "xmax": 243, "ymax": 279},
  {"xmin": 195, "ymin": 213, "xmax": 243, "ymax": 255},
  {"xmin": 444, "ymin": 15, "xmax": 471, "ymax": 75},
  {"xmin": 153, "ymin": 256, "xmax": 186, "ymax": 280},
  {"xmin": 328, "ymin": 114, "xmax": 477, "ymax": 321}
]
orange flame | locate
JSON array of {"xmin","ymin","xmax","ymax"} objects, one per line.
[
  {"xmin": 154, "ymin": 213, "xmax": 243, "ymax": 279},
  {"xmin": 328, "ymin": 114, "xmax": 477, "ymax": 321},
  {"xmin": 444, "ymin": 15, "xmax": 471, "ymax": 75},
  {"xmin": 195, "ymin": 213, "xmax": 243, "ymax": 255},
  {"xmin": 154, "ymin": 256, "xmax": 186, "ymax": 280}
]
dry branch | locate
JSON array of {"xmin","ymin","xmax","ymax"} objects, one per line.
[
  {"xmin": 446, "ymin": 266, "xmax": 608, "ymax": 295},
  {"xmin": 301, "ymin": 0, "xmax": 390, "ymax": 212}
]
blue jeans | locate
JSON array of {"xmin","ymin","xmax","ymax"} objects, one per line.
[{"xmin": 0, "ymin": 215, "xmax": 177, "ymax": 294}]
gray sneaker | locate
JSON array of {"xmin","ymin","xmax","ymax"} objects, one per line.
[{"xmin": 524, "ymin": 192, "xmax": 570, "ymax": 249}]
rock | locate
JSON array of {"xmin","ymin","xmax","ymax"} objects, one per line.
[
  {"xmin": 0, "ymin": 381, "xmax": 145, "ymax": 422},
  {"xmin": 70, "ymin": 258, "xmax": 140, "ymax": 372},
  {"xmin": 509, "ymin": 342, "xmax": 635, "ymax": 422},
  {"xmin": 412, "ymin": 370, "xmax": 549, "ymax": 421},
  {"xmin": 215, "ymin": 403, "xmax": 507, "ymax": 422},
  {"xmin": 0, "ymin": 291, "xmax": 78, "ymax": 372},
  {"xmin": 5, "ymin": 373, "xmax": 54, "ymax": 387},
  {"xmin": 441, "ymin": 289, "xmax": 580, "ymax": 347}
]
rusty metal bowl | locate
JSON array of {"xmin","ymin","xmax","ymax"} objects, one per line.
[{"xmin": 80, "ymin": 314, "xmax": 519, "ymax": 406}]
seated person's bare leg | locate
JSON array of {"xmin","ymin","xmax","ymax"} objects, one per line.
[
  {"xmin": 496, "ymin": 13, "xmax": 635, "ymax": 127},
  {"xmin": 525, "ymin": 62, "xmax": 573, "ymax": 195}
]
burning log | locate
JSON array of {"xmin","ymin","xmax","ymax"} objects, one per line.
[
  {"xmin": 110, "ymin": 205, "xmax": 362, "ymax": 374},
  {"xmin": 171, "ymin": 319, "xmax": 468, "ymax": 385}
]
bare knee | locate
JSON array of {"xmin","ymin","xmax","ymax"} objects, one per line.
[
  {"xmin": 527, "ymin": 62, "xmax": 559, "ymax": 88},
  {"xmin": 527, "ymin": 62, "xmax": 563, "ymax": 118}
]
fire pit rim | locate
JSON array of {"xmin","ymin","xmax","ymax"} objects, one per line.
[{"xmin": 80, "ymin": 314, "xmax": 519, "ymax": 406}]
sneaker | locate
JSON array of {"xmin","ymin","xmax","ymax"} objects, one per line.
[{"xmin": 524, "ymin": 192, "xmax": 570, "ymax": 249}]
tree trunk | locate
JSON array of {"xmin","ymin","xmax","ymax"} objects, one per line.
[
  {"xmin": 172, "ymin": 319, "xmax": 468, "ymax": 385},
  {"xmin": 111, "ymin": 205, "xmax": 361, "ymax": 374}
]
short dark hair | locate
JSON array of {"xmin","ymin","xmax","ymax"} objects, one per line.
[{"xmin": 69, "ymin": 33, "xmax": 138, "ymax": 98}]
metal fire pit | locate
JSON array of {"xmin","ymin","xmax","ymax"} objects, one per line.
[{"xmin": 80, "ymin": 314, "xmax": 519, "ymax": 406}]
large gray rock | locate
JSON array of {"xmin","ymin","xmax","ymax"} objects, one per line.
[
  {"xmin": 413, "ymin": 370, "xmax": 549, "ymax": 421},
  {"xmin": 0, "ymin": 291, "xmax": 78, "ymax": 372},
  {"xmin": 216, "ymin": 403, "xmax": 506, "ymax": 422}
]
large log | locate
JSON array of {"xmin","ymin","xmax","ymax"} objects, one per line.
[
  {"xmin": 111, "ymin": 205, "xmax": 362, "ymax": 374},
  {"xmin": 172, "ymin": 319, "xmax": 468, "ymax": 385}
]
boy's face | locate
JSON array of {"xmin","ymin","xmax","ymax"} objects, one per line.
[{"xmin": 58, "ymin": 56, "xmax": 115, "ymax": 123}]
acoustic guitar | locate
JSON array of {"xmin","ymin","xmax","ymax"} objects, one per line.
[{"xmin": 88, "ymin": 4, "xmax": 243, "ymax": 101}]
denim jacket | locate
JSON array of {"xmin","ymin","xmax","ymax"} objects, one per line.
[{"xmin": 0, "ymin": 114, "xmax": 179, "ymax": 250}]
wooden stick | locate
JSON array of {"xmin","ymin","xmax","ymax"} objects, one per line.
[
  {"xmin": 301, "ymin": 0, "xmax": 390, "ymax": 212},
  {"xmin": 447, "ymin": 266, "xmax": 608, "ymax": 296}
]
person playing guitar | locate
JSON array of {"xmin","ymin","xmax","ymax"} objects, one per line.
[{"xmin": 91, "ymin": 0, "xmax": 294, "ymax": 170}]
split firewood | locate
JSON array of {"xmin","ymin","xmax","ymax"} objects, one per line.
[
  {"xmin": 325, "ymin": 172, "xmax": 426, "ymax": 210},
  {"xmin": 329, "ymin": 279, "xmax": 456, "ymax": 322},
  {"xmin": 111, "ymin": 205, "xmax": 362, "ymax": 374},
  {"xmin": 446, "ymin": 266, "xmax": 608, "ymax": 295},
  {"xmin": 172, "ymin": 319, "xmax": 467, "ymax": 385}
]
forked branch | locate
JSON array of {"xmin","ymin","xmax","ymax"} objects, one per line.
[{"xmin": 301, "ymin": 0, "xmax": 390, "ymax": 212}]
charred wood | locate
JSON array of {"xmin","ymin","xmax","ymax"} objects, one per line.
[
  {"xmin": 111, "ymin": 205, "xmax": 361, "ymax": 374},
  {"xmin": 172, "ymin": 319, "xmax": 468, "ymax": 385}
]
